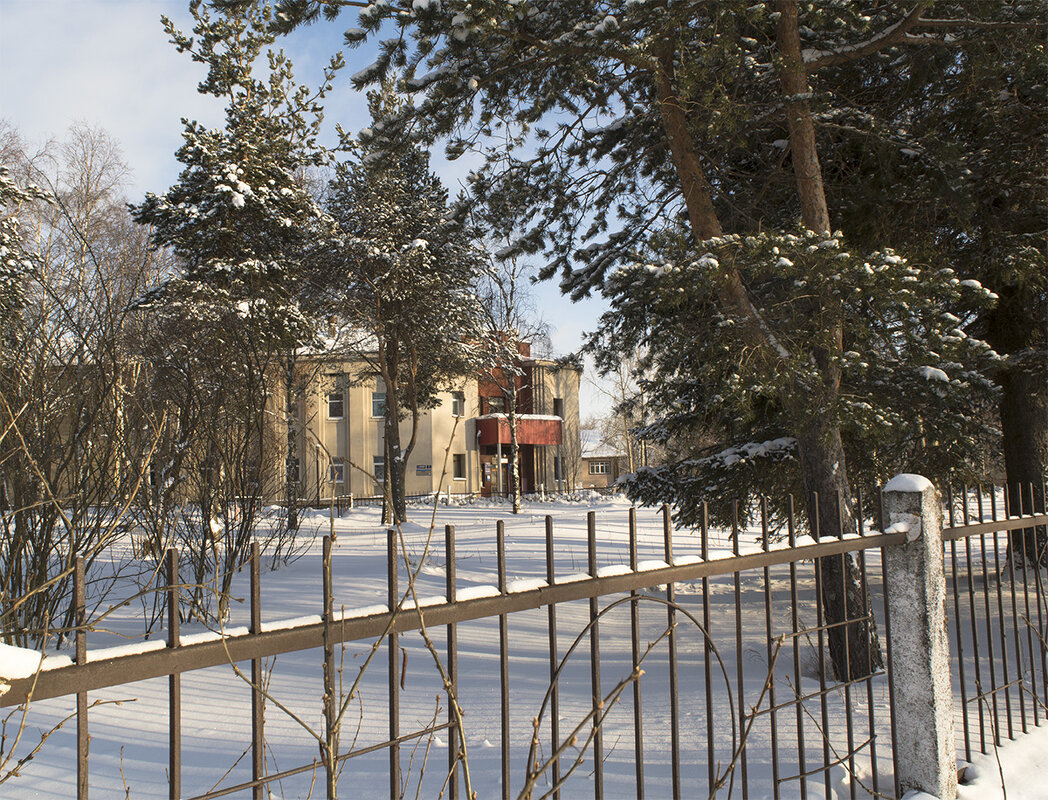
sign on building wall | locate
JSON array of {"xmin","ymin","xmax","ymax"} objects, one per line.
[{"xmin": 416, "ymin": 465, "xmax": 432, "ymax": 476}]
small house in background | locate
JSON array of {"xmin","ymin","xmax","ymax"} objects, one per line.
[{"xmin": 580, "ymin": 428, "xmax": 629, "ymax": 490}]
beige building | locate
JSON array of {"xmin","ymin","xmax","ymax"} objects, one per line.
[
  {"xmin": 291, "ymin": 353, "xmax": 582, "ymax": 502},
  {"xmin": 579, "ymin": 428, "xmax": 630, "ymax": 490}
]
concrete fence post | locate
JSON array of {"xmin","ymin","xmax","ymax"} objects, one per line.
[{"xmin": 883, "ymin": 473, "xmax": 957, "ymax": 799}]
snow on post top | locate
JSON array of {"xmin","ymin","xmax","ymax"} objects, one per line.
[{"xmin": 884, "ymin": 473, "xmax": 934, "ymax": 494}]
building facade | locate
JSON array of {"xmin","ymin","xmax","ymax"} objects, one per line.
[
  {"xmin": 579, "ymin": 428, "xmax": 630, "ymax": 490},
  {"xmin": 292, "ymin": 349, "xmax": 582, "ymax": 502}
]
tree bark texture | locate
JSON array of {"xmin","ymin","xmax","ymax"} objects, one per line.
[
  {"xmin": 508, "ymin": 388, "xmax": 522, "ymax": 513},
  {"xmin": 775, "ymin": 0, "xmax": 832, "ymax": 235},
  {"xmin": 1000, "ymin": 366, "xmax": 1048, "ymax": 563},
  {"xmin": 384, "ymin": 396, "xmax": 407, "ymax": 525},
  {"xmin": 796, "ymin": 420, "xmax": 884, "ymax": 680},
  {"xmin": 651, "ymin": 46, "xmax": 784, "ymax": 358},
  {"xmin": 776, "ymin": 0, "xmax": 881, "ymax": 680},
  {"xmin": 284, "ymin": 356, "xmax": 299, "ymax": 533}
]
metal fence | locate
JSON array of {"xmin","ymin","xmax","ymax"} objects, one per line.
[{"xmin": 2, "ymin": 483, "xmax": 1046, "ymax": 799}]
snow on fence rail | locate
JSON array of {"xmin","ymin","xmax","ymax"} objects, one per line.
[{"xmin": 1, "ymin": 480, "xmax": 1045, "ymax": 800}]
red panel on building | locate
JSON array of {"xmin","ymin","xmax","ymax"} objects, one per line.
[{"xmin": 476, "ymin": 416, "xmax": 562, "ymax": 446}]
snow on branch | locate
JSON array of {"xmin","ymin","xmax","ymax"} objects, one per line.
[{"xmin": 802, "ymin": 5, "xmax": 929, "ymax": 70}]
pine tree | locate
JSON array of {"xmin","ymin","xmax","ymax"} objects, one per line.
[
  {"xmin": 272, "ymin": 1, "xmax": 1037, "ymax": 677},
  {"xmin": 323, "ymin": 87, "xmax": 484, "ymax": 523},
  {"xmin": 820, "ymin": 2, "xmax": 1048, "ymax": 559},
  {"xmin": 132, "ymin": 0, "xmax": 341, "ymax": 579}
]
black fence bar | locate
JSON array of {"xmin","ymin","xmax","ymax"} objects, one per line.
[
  {"xmin": 662, "ymin": 504, "xmax": 681, "ymax": 800},
  {"xmin": 701, "ymin": 502, "xmax": 716, "ymax": 794},
  {"xmin": 812, "ymin": 494, "xmax": 831, "ymax": 800},
  {"xmin": 75, "ymin": 555, "xmax": 88, "ymax": 800},
  {"xmin": 497, "ymin": 521, "xmax": 511, "ymax": 800},
  {"xmin": 731, "ymin": 500, "xmax": 750, "ymax": 799},
  {"xmin": 387, "ymin": 528, "xmax": 401, "ymax": 800},
  {"xmin": 760, "ymin": 497, "xmax": 780, "ymax": 800},
  {"xmin": 1004, "ymin": 503, "xmax": 1027, "ymax": 736},
  {"xmin": 322, "ymin": 535, "xmax": 336, "ymax": 798},
  {"xmin": 947, "ymin": 487, "xmax": 972, "ymax": 763},
  {"xmin": 249, "ymin": 541, "xmax": 264, "ymax": 800},
  {"xmin": 977, "ymin": 506, "xmax": 1002, "ymax": 747},
  {"xmin": 786, "ymin": 498, "xmax": 806, "ymax": 800},
  {"xmin": 628, "ymin": 507, "xmax": 644, "ymax": 800},
  {"xmin": 587, "ymin": 511, "xmax": 604, "ymax": 800},
  {"xmin": 835, "ymin": 493, "xmax": 856, "ymax": 800},
  {"xmin": 445, "ymin": 524, "xmax": 459, "ymax": 800},
  {"xmin": 544, "ymin": 515, "xmax": 561, "ymax": 800},
  {"xmin": 855, "ymin": 488, "xmax": 881, "ymax": 797},
  {"xmin": 167, "ymin": 548, "xmax": 180, "ymax": 800}
]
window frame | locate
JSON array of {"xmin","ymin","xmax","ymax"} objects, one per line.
[
  {"xmin": 329, "ymin": 458, "xmax": 345, "ymax": 484},
  {"xmin": 372, "ymin": 392, "xmax": 386, "ymax": 418},
  {"xmin": 452, "ymin": 453, "xmax": 466, "ymax": 480},
  {"xmin": 373, "ymin": 455, "xmax": 386, "ymax": 483},
  {"xmin": 589, "ymin": 460, "xmax": 609, "ymax": 475},
  {"xmin": 451, "ymin": 391, "xmax": 466, "ymax": 417},
  {"xmin": 327, "ymin": 392, "xmax": 344, "ymax": 420}
]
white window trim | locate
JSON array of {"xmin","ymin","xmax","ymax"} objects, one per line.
[
  {"xmin": 452, "ymin": 453, "xmax": 467, "ymax": 480},
  {"xmin": 329, "ymin": 458, "xmax": 345, "ymax": 484},
  {"xmin": 451, "ymin": 391, "xmax": 466, "ymax": 417},
  {"xmin": 327, "ymin": 393, "xmax": 344, "ymax": 420},
  {"xmin": 372, "ymin": 392, "xmax": 386, "ymax": 419}
]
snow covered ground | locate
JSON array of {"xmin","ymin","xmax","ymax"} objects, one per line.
[{"xmin": 4, "ymin": 495, "xmax": 1046, "ymax": 798}]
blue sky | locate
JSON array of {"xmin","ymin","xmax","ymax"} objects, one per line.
[{"xmin": 0, "ymin": 0, "xmax": 613, "ymax": 419}]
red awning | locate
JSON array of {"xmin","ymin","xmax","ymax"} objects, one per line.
[{"xmin": 476, "ymin": 416, "xmax": 562, "ymax": 446}]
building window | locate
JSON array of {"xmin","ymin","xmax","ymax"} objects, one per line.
[
  {"xmin": 451, "ymin": 391, "xmax": 465, "ymax": 417},
  {"xmin": 329, "ymin": 458, "xmax": 345, "ymax": 484},
  {"xmin": 372, "ymin": 392, "xmax": 386, "ymax": 418},
  {"xmin": 453, "ymin": 453, "xmax": 466, "ymax": 480},
  {"xmin": 373, "ymin": 456, "xmax": 386, "ymax": 482},
  {"xmin": 486, "ymin": 396, "xmax": 505, "ymax": 414},
  {"xmin": 328, "ymin": 393, "xmax": 344, "ymax": 419},
  {"xmin": 553, "ymin": 397, "xmax": 564, "ymax": 418},
  {"xmin": 554, "ymin": 456, "xmax": 563, "ymax": 481},
  {"xmin": 589, "ymin": 460, "xmax": 608, "ymax": 475}
]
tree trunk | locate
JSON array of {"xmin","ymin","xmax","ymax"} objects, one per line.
[
  {"xmin": 986, "ymin": 279, "xmax": 1048, "ymax": 565},
  {"xmin": 652, "ymin": 45, "xmax": 784, "ymax": 357},
  {"xmin": 775, "ymin": 0, "xmax": 882, "ymax": 680},
  {"xmin": 384, "ymin": 403, "xmax": 407, "ymax": 525},
  {"xmin": 796, "ymin": 418, "xmax": 884, "ymax": 680},
  {"xmin": 508, "ymin": 389, "xmax": 521, "ymax": 513},
  {"xmin": 284, "ymin": 355, "xmax": 299, "ymax": 533},
  {"xmin": 1000, "ymin": 365, "xmax": 1048, "ymax": 564}
]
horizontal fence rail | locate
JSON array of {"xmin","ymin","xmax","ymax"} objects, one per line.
[
  {"xmin": 1, "ymin": 531, "xmax": 909, "ymax": 706},
  {"xmin": 4, "ymin": 482, "xmax": 1046, "ymax": 800}
]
